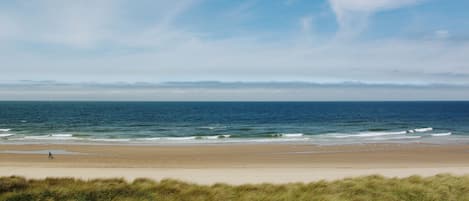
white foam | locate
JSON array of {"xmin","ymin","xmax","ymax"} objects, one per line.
[
  {"xmin": 357, "ymin": 131, "xmax": 407, "ymax": 137},
  {"xmin": 245, "ymin": 137, "xmax": 310, "ymax": 143},
  {"xmin": 271, "ymin": 133, "xmax": 304, "ymax": 138},
  {"xmin": 24, "ymin": 134, "xmax": 77, "ymax": 140},
  {"xmin": 367, "ymin": 136, "xmax": 422, "ymax": 141},
  {"xmin": 137, "ymin": 137, "xmax": 162, "ymax": 141},
  {"xmin": 0, "ymin": 129, "xmax": 11, "ymax": 132},
  {"xmin": 0, "ymin": 133, "xmax": 14, "ymax": 137},
  {"xmin": 24, "ymin": 136, "xmax": 50, "ymax": 140},
  {"xmin": 202, "ymin": 136, "xmax": 219, "ymax": 140},
  {"xmin": 431, "ymin": 132, "xmax": 452, "ymax": 137},
  {"xmin": 50, "ymin": 134, "xmax": 73, "ymax": 137},
  {"xmin": 163, "ymin": 136, "xmax": 197, "ymax": 141},
  {"xmin": 88, "ymin": 138, "xmax": 131, "ymax": 142},
  {"xmin": 205, "ymin": 135, "xmax": 231, "ymax": 139},
  {"xmin": 414, "ymin": 127, "xmax": 433, "ymax": 132},
  {"xmin": 282, "ymin": 133, "xmax": 304, "ymax": 137},
  {"xmin": 137, "ymin": 135, "xmax": 231, "ymax": 141},
  {"xmin": 329, "ymin": 131, "xmax": 407, "ymax": 138}
]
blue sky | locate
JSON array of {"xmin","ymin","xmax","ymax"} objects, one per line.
[{"xmin": 0, "ymin": 0, "xmax": 468, "ymax": 100}]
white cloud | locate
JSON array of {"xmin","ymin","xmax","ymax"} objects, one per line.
[
  {"xmin": 328, "ymin": 0, "xmax": 423, "ymax": 38},
  {"xmin": 0, "ymin": 14, "xmax": 19, "ymax": 40},
  {"xmin": 0, "ymin": 0, "xmax": 468, "ymax": 90},
  {"xmin": 0, "ymin": 0, "xmax": 197, "ymax": 48},
  {"xmin": 0, "ymin": 0, "xmax": 119, "ymax": 48},
  {"xmin": 434, "ymin": 29, "xmax": 450, "ymax": 39},
  {"xmin": 2, "ymin": 35, "xmax": 469, "ymax": 85}
]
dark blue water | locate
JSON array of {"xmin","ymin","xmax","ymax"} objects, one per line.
[{"xmin": 0, "ymin": 101, "xmax": 468, "ymax": 144}]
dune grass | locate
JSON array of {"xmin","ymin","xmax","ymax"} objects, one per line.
[{"xmin": 1, "ymin": 174, "xmax": 469, "ymax": 201}]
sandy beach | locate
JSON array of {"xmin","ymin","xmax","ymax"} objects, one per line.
[{"xmin": 2, "ymin": 143, "xmax": 469, "ymax": 184}]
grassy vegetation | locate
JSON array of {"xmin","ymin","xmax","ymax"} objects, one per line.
[{"xmin": 2, "ymin": 174, "xmax": 469, "ymax": 201}]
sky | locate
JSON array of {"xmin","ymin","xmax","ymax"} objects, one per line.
[{"xmin": 0, "ymin": 0, "xmax": 468, "ymax": 100}]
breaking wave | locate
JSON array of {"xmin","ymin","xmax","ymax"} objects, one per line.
[
  {"xmin": 0, "ymin": 133, "xmax": 15, "ymax": 137},
  {"xmin": 23, "ymin": 134, "xmax": 76, "ymax": 140},
  {"xmin": 431, "ymin": 132, "xmax": 452, "ymax": 137},
  {"xmin": 0, "ymin": 126, "xmax": 456, "ymax": 145},
  {"xmin": 408, "ymin": 127, "xmax": 433, "ymax": 133},
  {"xmin": 327, "ymin": 131, "xmax": 407, "ymax": 138},
  {"xmin": 271, "ymin": 133, "xmax": 304, "ymax": 138}
]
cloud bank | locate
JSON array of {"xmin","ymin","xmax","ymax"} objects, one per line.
[{"xmin": 0, "ymin": 81, "xmax": 468, "ymax": 101}]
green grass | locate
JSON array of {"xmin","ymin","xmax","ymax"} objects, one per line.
[{"xmin": 2, "ymin": 174, "xmax": 469, "ymax": 201}]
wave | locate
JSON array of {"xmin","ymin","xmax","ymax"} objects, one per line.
[
  {"xmin": 0, "ymin": 133, "xmax": 14, "ymax": 137},
  {"xmin": 0, "ymin": 129, "xmax": 11, "ymax": 132},
  {"xmin": 198, "ymin": 135, "xmax": 231, "ymax": 139},
  {"xmin": 5, "ymin": 134, "xmax": 235, "ymax": 143},
  {"xmin": 136, "ymin": 137, "xmax": 161, "ymax": 141},
  {"xmin": 162, "ymin": 136, "xmax": 197, "ymax": 141},
  {"xmin": 271, "ymin": 133, "xmax": 304, "ymax": 138},
  {"xmin": 50, "ymin": 134, "xmax": 73, "ymax": 137},
  {"xmin": 431, "ymin": 132, "xmax": 452, "ymax": 137},
  {"xmin": 328, "ymin": 131, "xmax": 407, "ymax": 138},
  {"xmin": 161, "ymin": 135, "xmax": 232, "ymax": 140},
  {"xmin": 238, "ymin": 137, "xmax": 310, "ymax": 143},
  {"xmin": 88, "ymin": 138, "xmax": 132, "ymax": 142},
  {"xmin": 1, "ymin": 125, "xmax": 453, "ymax": 144},
  {"xmin": 282, "ymin": 133, "xmax": 304, "ymax": 137},
  {"xmin": 326, "ymin": 127, "xmax": 438, "ymax": 139},
  {"xmin": 366, "ymin": 136, "xmax": 422, "ymax": 141},
  {"xmin": 89, "ymin": 135, "xmax": 233, "ymax": 142},
  {"xmin": 23, "ymin": 134, "xmax": 76, "ymax": 140},
  {"xmin": 412, "ymin": 127, "xmax": 433, "ymax": 133}
]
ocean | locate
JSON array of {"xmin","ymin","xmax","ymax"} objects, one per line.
[{"xmin": 1, "ymin": 101, "xmax": 468, "ymax": 145}]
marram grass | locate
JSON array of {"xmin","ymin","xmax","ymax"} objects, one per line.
[{"xmin": 2, "ymin": 174, "xmax": 469, "ymax": 201}]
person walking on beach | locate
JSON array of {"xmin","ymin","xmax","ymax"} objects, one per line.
[{"xmin": 48, "ymin": 151, "xmax": 54, "ymax": 160}]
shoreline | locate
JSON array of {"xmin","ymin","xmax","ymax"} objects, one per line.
[
  {"xmin": 2, "ymin": 143, "xmax": 469, "ymax": 184},
  {"xmin": 1, "ymin": 136, "xmax": 468, "ymax": 146}
]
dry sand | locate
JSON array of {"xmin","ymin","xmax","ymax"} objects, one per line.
[{"xmin": 1, "ymin": 143, "xmax": 469, "ymax": 184}]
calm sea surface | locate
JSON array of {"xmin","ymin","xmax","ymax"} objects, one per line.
[{"xmin": 1, "ymin": 101, "xmax": 468, "ymax": 145}]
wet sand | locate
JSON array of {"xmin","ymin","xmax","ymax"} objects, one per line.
[{"xmin": 1, "ymin": 143, "xmax": 469, "ymax": 184}]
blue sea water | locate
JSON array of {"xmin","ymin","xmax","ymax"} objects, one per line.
[{"xmin": 0, "ymin": 101, "xmax": 468, "ymax": 145}]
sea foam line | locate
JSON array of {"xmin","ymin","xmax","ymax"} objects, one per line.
[
  {"xmin": 136, "ymin": 135, "xmax": 232, "ymax": 141},
  {"xmin": 0, "ymin": 129, "xmax": 11, "ymax": 132},
  {"xmin": 408, "ymin": 127, "xmax": 433, "ymax": 133},
  {"xmin": 431, "ymin": 132, "xmax": 452, "ymax": 137},
  {"xmin": 365, "ymin": 136, "xmax": 422, "ymax": 141},
  {"xmin": 271, "ymin": 133, "xmax": 304, "ymax": 138},
  {"xmin": 23, "ymin": 134, "xmax": 77, "ymax": 140},
  {"xmin": 327, "ymin": 131, "xmax": 407, "ymax": 138}
]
